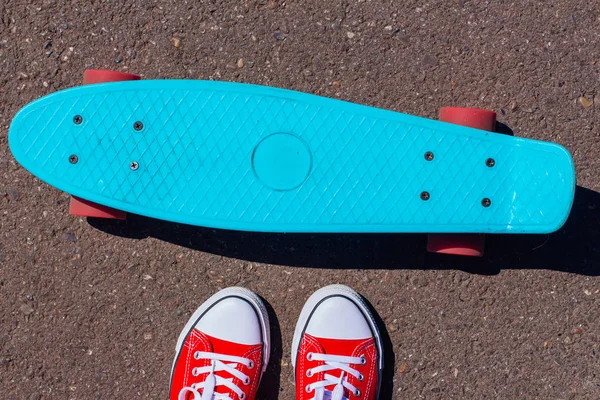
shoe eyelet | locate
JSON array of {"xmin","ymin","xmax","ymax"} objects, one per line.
[
  {"xmin": 305, "ymin": 385, "xmax": 312, "ymax": 393},
  {"xmin": 194, "ymin": 352, "xmax": 201, "ymax": 360},
  {"xmin": 240, "ymin": 393, "xmax": 246, "ymax": 399},
  {"xmin": 359, "ymin": 355, "xmax": 366, "ymax": 365},
  {"xmin": 244, "ymin": 377, "xmax": 250, "ymax": 385},
  {"xmin": 306, "ymin": 369, "xmax": 313, "ymax": 378},
  {"xmin": 358, "ymin": 373, "xmax": 364, "ymax": 381},
  {"xmin": 248, "ymin": 360, "xmax": 254, "ymax": 369},
  {"xmin": 306, "ymin": 352, "xmax": 313, "ymax": 361},
  {"xmin": 354, "ymin": 388, "xmax": 361, "ymax": 397},
  {"xmin": 192, "ymin": 367, "xmax": 199, "ymax": 377}
]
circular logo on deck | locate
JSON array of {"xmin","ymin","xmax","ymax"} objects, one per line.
[{"xmin": 252, "ymin": 133, "xmax": 312, "ymax": 191}]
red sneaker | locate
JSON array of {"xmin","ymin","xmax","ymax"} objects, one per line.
[
  {"xmin": 170, "ymin": 287, "xmax": 270, "ymax": 400},
  {"xmin": 292, "ymin": 285, "xmax": 383, "ymax": 400}
]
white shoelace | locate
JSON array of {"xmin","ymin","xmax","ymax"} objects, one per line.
[
  {"xmin": 305, "ymin": 352, "xmax": 366, "ymax": 400},
  {"xmin": 178, "ymin": 351, "xmax": 253, "ymax": 400}
]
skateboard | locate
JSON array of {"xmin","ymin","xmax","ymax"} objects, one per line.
[{"xmin": 9, "ymin": 70, "xmax": 575, "ymax": 256}]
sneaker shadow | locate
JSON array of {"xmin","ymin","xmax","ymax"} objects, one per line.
[
  {"xmin": 256, "ymin": 299, "xmax": 283, "ymax": 399},
  {"xmin": 88, "ymin": 186, "xmax": 599, "ymax": 276},
  {"xmin": 361, "ymin": 296, "xmax": 396, "ymax": 400}
]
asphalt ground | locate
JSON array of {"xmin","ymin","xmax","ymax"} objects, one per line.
[{"xmin": 0, "ymin": 0, "xmax": 599, "ymax": 398}]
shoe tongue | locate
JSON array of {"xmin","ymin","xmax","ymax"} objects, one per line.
[
  {"xmin": 311, "ymin": 335, "xmax": 372, "ymax": 357},
  {"xmin": 189, "ymin": 330, "xmax": 260, "ymax": 400},
  {"xmin": 199, "ymin": 331, "xmax": 258, "ymax": 355},
  {"xmin": 304, "ymin": 335, "xmax": 374, "ymax": 400}
]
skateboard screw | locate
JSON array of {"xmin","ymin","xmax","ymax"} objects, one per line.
[
  {"xmin": 424, "ymin": 151, "xmax": 434, "ymax": 161},
  {"xmin": 133, "ymin": 121, "xmax": 144, "ymax": 131},
  {"xmin": 486, "ymin": 158, "xmax": 495, "ymax": 167},
  {"xmin": 420, "ymin": 191, "xmax": 430, "ymax": 201},
  {"xmin": 482, "ymin": 198, "xmax": 491, "ymax": 207},
  {"xmin": 73, "ymin": 115, "xmax": 83, "ymax": 125},
  {"xmin": 69, "ymin": 154, "xmax": 78, "ymax": 164},
  {"xmin": 129, "ymin": 161, "xmax": 139, "ymax": 171}
]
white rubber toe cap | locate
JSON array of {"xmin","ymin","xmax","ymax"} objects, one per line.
[
  {"xmin": 305, "ymin": 296, "xmax": 373, "ymax": 340},
  {"xmin": 292, "ymin": 285, "xmax": 383, "ymax": 371},
  {"xmin": 195, "ymin": 297, "xmax": 262, "ymax": 345}
]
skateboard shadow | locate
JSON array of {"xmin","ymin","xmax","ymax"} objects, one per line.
[{"xmin": 89, "ymin": 185, "xmax": 599, "ymax": 276}]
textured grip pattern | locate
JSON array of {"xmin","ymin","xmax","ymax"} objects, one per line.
[{"xmin": 9, "ymin": 81, "xmax": 575, "ymax": 233}]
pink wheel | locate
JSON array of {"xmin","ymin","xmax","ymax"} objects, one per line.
[
  {"xmin": 69, "ymin": 196, "xmax": 126, "ymax": 219},
  {"xmin": 439, "ymin": 107, "xmax": 496, "ymax": 131},
  {"xmin": 83, "ymin": 69, "xmax": 141, "ymax": 85},
  {"xmin": 427, "ymin": 234, "xmax": 485, "ymax": 257},
  {"xmin": 427, "ymin": 107, "xmax": 497, "ymax": 257},
  {"xmin": 68, "ymin": 70, "xmax": 140, "ymax": 219}
]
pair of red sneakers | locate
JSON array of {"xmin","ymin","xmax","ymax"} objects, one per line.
[{"xmin": 170, "ymin": 285, "xmax": 383, "ymax": 400}]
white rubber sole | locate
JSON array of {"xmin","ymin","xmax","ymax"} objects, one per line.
[
  {"xmin": 291, "ymin": 284, "xmax": 384, "ymax": 374},
  {"xmin": 171, "ymin": 287, "xmax": 271, "ymax": 377}
]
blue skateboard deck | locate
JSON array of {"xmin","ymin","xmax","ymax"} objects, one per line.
[{"xmin": 9, "ymin": 80, "xmax": 575, "ymax": 233}]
